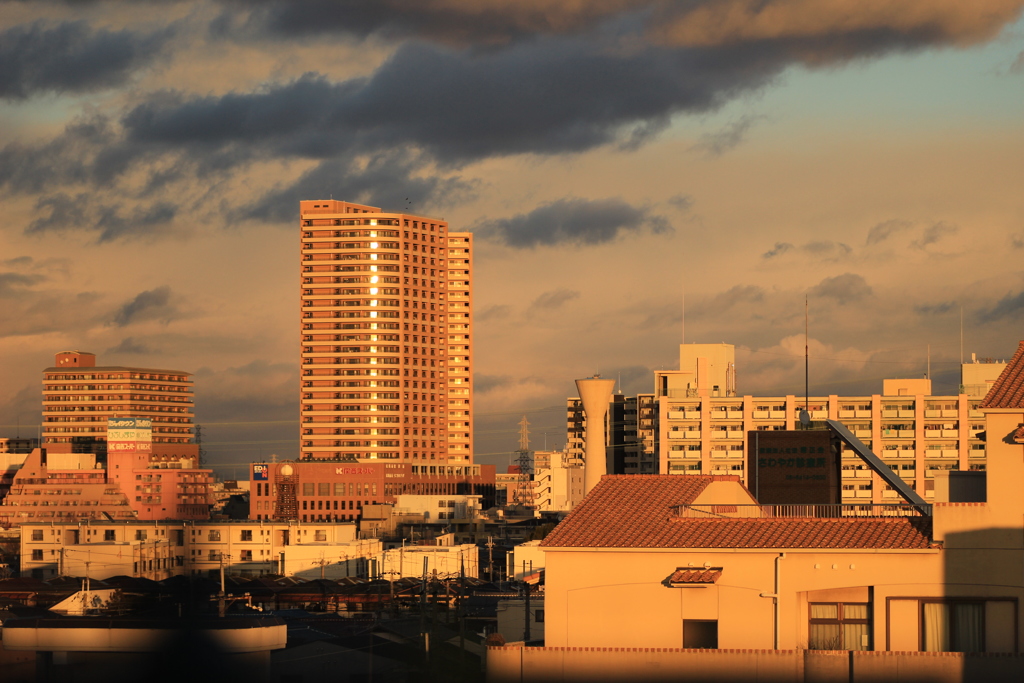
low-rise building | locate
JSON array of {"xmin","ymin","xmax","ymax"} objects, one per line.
[{"xmin": 20, "ymin": 520, "xmax": 381, "ymax": 581}]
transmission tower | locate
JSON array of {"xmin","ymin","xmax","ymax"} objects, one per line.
[{"xmin": 514, "ymin": 415, "xmax": 534, "ymax": 508}]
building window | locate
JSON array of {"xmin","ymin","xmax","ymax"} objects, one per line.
[
  {"xmin": 105, "ymin": 530, "xmax": 116, "ymax": 541},
  {"xmin": 240, "ymin": 550, "xmax": 253, "ymax": 561},
  {"xmin": 241, "ymin": 530, "xmax": 253, "ymax": 541},
  {"xmin": 302, "ymin": 483, "xmax": 315, "ymax": 495},
  {"xmin": 31, "ymin": 530, "xmax": 43, "ymax": 541},
  {"xmin": 683, "ymin": 619, "xmax": 718, "ymax": 648},
  {"xmin": 31, "ymin": 549, "xmax": 43, "ymax": 561},
  {"xmin": 135, "ymin": 530, "xmax": 147, "ymax": 541},
  {"xmin": 208, "ymin": 530, "xmax": 221, "ymax": 541},
  {"xmin": 922, "ymin": 602, "xmax": 984, "ymax": 652},
  {"xmin": 809, "ymin": 603, "xmax": 870, "ymax": 650},
  {"xmin": 315, "ymin": 530, "xmax": 327, "ymax": 542}
]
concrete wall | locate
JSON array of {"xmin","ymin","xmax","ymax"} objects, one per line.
[{"xmin": 487, "ymin": 647, "xmax": 1024, "ymax": 683}]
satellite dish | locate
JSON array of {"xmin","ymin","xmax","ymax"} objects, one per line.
[{"xmin": 798, "ymin": 409, "xmax": 811, "ymax": 427}]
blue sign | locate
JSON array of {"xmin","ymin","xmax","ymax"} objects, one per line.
[{"xmin": 253, "ymin": 464, "xmax": 269, "ymax": 481}]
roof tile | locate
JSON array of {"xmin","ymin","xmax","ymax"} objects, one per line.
[
  {"xmin": 541, "ymin": 475, "xmax": 934, "ymax": 550},
  {"xmin": 979, "ymin": 340, "xmax": 1024, "ymax": 409}
]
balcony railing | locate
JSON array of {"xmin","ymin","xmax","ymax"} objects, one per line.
[{"xmin": 671, "ymin": 503, "xmax": 929, "ymax": 519}]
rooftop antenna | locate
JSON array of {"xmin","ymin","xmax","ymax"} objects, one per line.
[
  {"xmin": 681, "ymin": 280, "xmax": 686, "ymax": 345},
  {"xmin": 959, "ymin": 306, "xmax": 964, "ymax": 365},
  {"xmin": 927, "ymin": 344, "xmax": 931, "ymax": 380},
  {"xmin": 800, "ymin": 296, "xmax": 810, "ymax": 427}
]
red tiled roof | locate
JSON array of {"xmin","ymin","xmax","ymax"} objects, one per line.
[
  {"xmin": 541, "ymin": 475, "xmax": 934, "ymax": 550},
  {"xmin": 979, "ymin": 340, "xmax": 1024, "ymax": 409},
  {"xmin": 668, "ymin": 568, "xmax": 722, "ymax": 585},
  {"xmin": 1014, "ymin": 425, "xmax": 1024, "ymax": 444}
]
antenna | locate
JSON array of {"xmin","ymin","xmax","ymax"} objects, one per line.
[
  {"xmin": 681, "ymin": 279, "xmax": 686, "ymax": 345},
  {"xmin": 959, "ymin": 306, "xmax": 964, "ymax": 365},
  {"xmin": 927, "ymin": 344, "xmax": 931, "ymax": 379},
  {"xmin": 800, "ymin": 296, "xmax": 810, "ymax": 427}
]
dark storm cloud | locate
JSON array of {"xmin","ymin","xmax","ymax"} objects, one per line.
[
  {"xmin": 0, "ymin": 20, "xmax": 172, "ymax": 99},
  {"xmin": 113, "ymin": 285, "xmax": 177, "ymax": 326},
  {"xmin": 865, "ymin": 218, "xmax": 912, "ymax": 245},
  {"xmin": 809, "ymin": 273, "xmax": 873, "ymax": 305},
  {"xmin": 977, "ymin": 290, "xmax": 1024, "ymax": 323},
  {"xmin": 212, "ymin": 0, "xmax": 1024, "ymax": 55},
  {"xmin": 477, "ymin": 197, "xmax": 670, "ymax": 248}
]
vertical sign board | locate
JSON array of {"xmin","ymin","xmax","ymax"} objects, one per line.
[
  {"xmin": 106, "ymin": 417, "xmax": 153, "ymax": 453},
  {"xmin": 747, "ymin": 430, "xmax": 840, "ymax": 505},
  {"xmin": 252, "ymin": 464, "xmax": 270, "ymax": 481}
]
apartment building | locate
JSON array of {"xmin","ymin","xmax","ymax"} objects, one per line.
[
  {"xmin": 566, "ymin": 394, "xmax": 658, "ymax": 475},
  {"xmin": 42, "ymin": 351, "xmax": 195, "ymax": 456},
  {"xmin": 299, "ymin": 199, "xmax": 473, "ymax": 465},
  {"xmin": 20, "ymin": 520, "xmax": 381, "ymax": 581},
  {"xmin": 532, "ymin": 450, "xmax": 584, "ymax": 512},
  {"xmin": 248, "ymin": 460, "xmax": 494, "ymax": 522}
]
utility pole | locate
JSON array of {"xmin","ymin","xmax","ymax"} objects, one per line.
[
  {"xmin": 218, "ymin": 552, "xmax": 230, "ymax": 617},
  {"xmin": 523, "ymin": 560, "xmax": 531, "ymax": 643},
  {"xmin": 486, "ymin": 536, "xmax": 494, "ymax": 583}
]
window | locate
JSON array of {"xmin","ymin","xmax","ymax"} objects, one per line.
[
  {"xmin": 241, "ymin": 530, "xmax": 253, "ymax": 541},
  {"xmin": 240, "ymin": 550, "xmax": 253, "ymax": 561},
  {"xmin": 105, "ymin": 530, "xmax": 116, "ymax": 541},
  {"xmin": 922, "ymin": 602, "xmax": 984, "ymax": 652},
  {"xmin": 135, "ymin": 530, "xmax": 148, "ymax": 541},
  {"xmin": 302, "ymin": 483, "xmax": 315, "ymax": 495},
  {"xmin": 683, "ymin": 619, "xmax": 718, "ymax": 648},
  {"xmin": 315, "ymin": 530, "xmax": 327, "ymax": 542},
  {"xmin": 32, "ymin": 549, "xmax": 43, "ymax": 561},
  {"xmin": 31, "ymin": 529, "xmax": 43, "ymax": 541},
  {"xmin": 809, "ymin": 603, "xmax": 870, "ymax": 650},
  {"xmin": 208, "ymin": 530, "xmax": 221, "ymax": 541},
  {"xmin": 318, "ymin": 482, "xmax": 331, "ymax": 496}
]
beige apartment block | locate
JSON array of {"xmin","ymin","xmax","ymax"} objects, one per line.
[
  {"xmin": 42, "ymin": 351, "xmax": 195, "ymax": 451},
  {"xmin": 20, "ymin": 520, "xmax": 380, "ymax": 581},
  {"xmin": 657, "ymin": 382, "xmax": 988, "ymax": 505},
  {"xmin": 532, "ymin": 450, "xmax": 584, "ymax": 512},
  {"xmin": 299, "ymin": 200, "xmax": 473, "ymax": 464}
]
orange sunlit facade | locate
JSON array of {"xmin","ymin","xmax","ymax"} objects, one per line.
[{"xmin": 299, "ymin": 200, "xmax": 472, "ymax": 464}]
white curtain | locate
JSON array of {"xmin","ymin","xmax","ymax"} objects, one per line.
[{"xmin": 923, "ymin": 603, "xmax": 949, "ymax": 652}]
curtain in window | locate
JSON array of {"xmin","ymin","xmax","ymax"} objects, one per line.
[
  {"xmin": 953, "ymin": 603, "xmax": 983, "ymax": 653},
  {"xmin": 923, "ymin": 603, "xmax": 949, "ymax": 652}
]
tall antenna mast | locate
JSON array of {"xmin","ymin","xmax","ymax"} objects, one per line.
[
  {"xmin": 927, "ymin": 344, "xmax": 931, "ymax": 380},
  {"xmin": 960, "ymin": 306, "xmax": 964, "ymax": 365},
  {"xmin": 681, "ymin": 280, "xmax": 686, "ymax": 345},
  {"xmin": 514, "ymin": 416, "xmax": 533, "ymax": 508},
  {"xmin": 800, "ymin": 296, "xmax": 810, "ymax": 427}
]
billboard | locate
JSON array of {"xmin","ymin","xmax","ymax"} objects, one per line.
[
  {"xmin": 106, "ymin": 417, "xmax": 153, "ymax": 453},
  {"xmin": 253, "ymin": 463, "xmax": 270, "ymax": 481},
  {"xmin": 747, "ymin": 430, "xmax": 840, "ymax": 505}
]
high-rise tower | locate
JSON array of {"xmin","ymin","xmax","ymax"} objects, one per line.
[{"xmin": 299, "ymin": 200, "xmax": 473, "ymax": 464}]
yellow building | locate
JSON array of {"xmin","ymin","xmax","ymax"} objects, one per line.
[{"xmin": 488, "ymin": 341, "xmax": 1024, "ymax": 681}]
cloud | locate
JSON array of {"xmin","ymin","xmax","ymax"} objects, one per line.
[
  {"xmin": 865, "ymin": 218, "xmax": 912, "ymax": 245},
  {"xmin": 105, "ymin": 337, "xmax": 158, "ymax": 355},
  {"xmin": 112, "ymin": 286, "xmax": 178, "ymax": 326},
  {"xmin": 222, "ymin": 0, "xmax": 1024, "ymax": 55},
  {"xmin": 477, "ymin": 304, "xmax": 512, "ymax": 322},
  {"xmin": 668, "ymin": 194, "xmax": 694, "ymax": 212},
  {"xmin": 809, "ymin": 273, "xmax": 873, "ymax": 305},
  {"xmin": 690, "ymin": 115, "xmax": 764, "ymax": 156},
  {"xmin": 1013, "ymin": 233, "xmax": 1024, "ymax": 249},
  {"xmin": 914, "ymin": 302, "xmax": 956, "ymax": 316},
  {"xmin": 762, "ymin": 242, "xmax": 794, "ymax": 258},
  {"xmin": 476, "ymin": 197, "xmax": 670, "ymax": 248},
  {"xmin": 0, "ymin": 20, "xmax": 172, "ymax": 100},
  {"xmin": 762, "ymin": 241, "xmax": 850, "ymax": 260},
  {"xmin": 0, "ymin": 272, "xmax": 46, "ymax": 297},
  {"xmin": 911, "ymin": 221, "xmax": 958, "ymax": 250},
  {"xmin": 474, "ymin": 374, "xmax": 512, "ymax": 394},
  {"xmin": 530, "ymin": 289, "xmax": 581, "ymax": 312},
  {"xmin": 977, "ymin": 290, "xmax": 1024, "ymax": 323}
]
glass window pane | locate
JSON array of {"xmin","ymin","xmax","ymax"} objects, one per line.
[
  {"xmin": 844, "ymin": 604, "xmax": 869, "ymax": 620},
  {"xmin": 811, "ymin": 604, "xmax": 839, "ymax": 619},
  {"xmin": 923, "ymin": 603, "xmax": 949, "ymax": 652},
  {"xmin": 844, "ymin": 622, "xmax": 869, "ymax": 651},
  {"xmin": 809, "ymin": 624, "xmax": 842, "ymax": 650}
]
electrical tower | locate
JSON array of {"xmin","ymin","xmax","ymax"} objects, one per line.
[{"xmin": 513, "ymin": 415, "xmax": 534, "ymax": 508}]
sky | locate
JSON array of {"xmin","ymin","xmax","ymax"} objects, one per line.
[{"xmin": 1, "ymin": 1, "xmax": 1023, "ymax": 476}]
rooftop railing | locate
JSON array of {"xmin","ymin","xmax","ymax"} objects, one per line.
[{"xmin": 672, "ymin": 503, "xmax": 930, "ymax": 519}]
